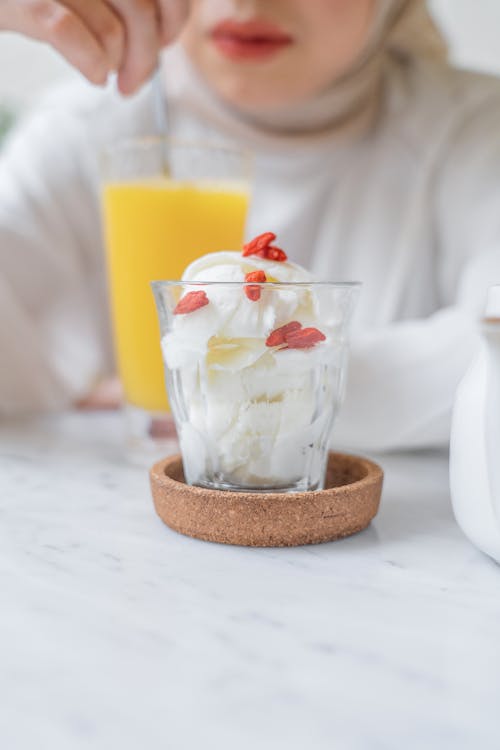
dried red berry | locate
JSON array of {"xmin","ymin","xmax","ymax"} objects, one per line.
[
  {"xmin": 262, "ymin": 245, "xmax": 288, "ymax": 262},
  {"xmin": 244, "ymin": 270, "xmax": 267, "ymax": 301},
  {"xmin": 265, "ymin": 321, "xmax": 302, "ymax": 347},
  {"xmin": 173, "ymin": 290, "xmax": 209, "ymax": 315},
  {"xmin": 242, "ymin": 232, "xmax": 289, "ymax": 262},
  {"xmin": 284, "ymin": 327, "xmax": 326, "ymax": 349},
  {"xmin": 242, "ymin": 232, "xmax": 276, "ymax": 257}
]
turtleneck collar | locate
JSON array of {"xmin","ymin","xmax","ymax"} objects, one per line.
[{"xmin": 162, "ymin": 43, "xmax": 380, "ymax": 150}]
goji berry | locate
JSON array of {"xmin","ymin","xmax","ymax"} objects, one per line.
[
  {"xmin": 263, "ymin": 245, "xmax": 288, "ymax": 262},
  {"xmin": 242, "ymin": 232, "xmax": 289, "ymax": 262},
  {"xmin": 173, "ymin": 290, "xmax": 209, "ymax": 315},
  {"xmin": 244, "ymin": 270, "xmax": 267, "ymax": 301},
  {"xmin": 242, "ymin": 232, "xmax": 276, "ymax": 257},
  {"xmin": 284, "ymin": 327, "xmax": 326, "ymax": 349},
  {"xmin": 265, "ymin": 321, "xmax": 302, "ymax": 347}
]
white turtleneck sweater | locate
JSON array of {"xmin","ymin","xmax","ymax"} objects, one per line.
[{"xmin": 1, "ymin": 45, "xmax": 500, "ymax": 452}]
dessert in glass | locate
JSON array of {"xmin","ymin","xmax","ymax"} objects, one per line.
[{"xmin": 152, "ymin": 232, "xmax": 360, "ymax": 492}]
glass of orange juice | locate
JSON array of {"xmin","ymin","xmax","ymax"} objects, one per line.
[{"xmin": 101, "ymin": 138, "xmax": 251, "ymax": 463}]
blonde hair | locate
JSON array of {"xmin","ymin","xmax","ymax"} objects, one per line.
[{"xmin": 382, "ymin": 0, "xmax": 448, "ymax": 62}]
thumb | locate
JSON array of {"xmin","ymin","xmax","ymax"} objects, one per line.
[{"xmin": 159, "ymin": 0, "xmax": 190, "ymax": 45}]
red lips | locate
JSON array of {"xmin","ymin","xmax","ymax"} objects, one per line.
[{"xmin": 211, "ymin": 19, "xmax": 293, "ymax": 61}]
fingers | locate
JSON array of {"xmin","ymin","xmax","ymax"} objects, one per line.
[
  {"xmin": 75, "ymin": 376, "xmax": 123, "ymax": 410},
  {"xmin": 1, "ymin": 0, "xmax": 190, "ymax": 95},
  {"xmin": 59, "ymin": 0, "xmax": 126, "ymax": 74},
  {"xmin": 110, "ymin": 0, "xmax": 161, "ymax": 95},
  {"xmin": 111, "ymin": 0, "xmax": 190, "ymax": 95},
  {"xmin": 26, "ymin": 1, "xmax": 112, "ymax": 85},
  {"xmin": 158, "ymin": 0, "xmax": 190, "ymax": 45}
]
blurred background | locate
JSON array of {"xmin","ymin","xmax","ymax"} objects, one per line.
[{"xmin": 1, "ymin": 0, "xmax": 500, "ymax": 142}]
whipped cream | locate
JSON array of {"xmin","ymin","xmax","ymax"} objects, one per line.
[{"xmin": 161, "ymin": 241, "xmax": 346, "ymax": 490}]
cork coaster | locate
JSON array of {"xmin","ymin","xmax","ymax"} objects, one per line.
[{"xmin": 149, "ymin": 452, "xmax": 383, "ymax": 547}]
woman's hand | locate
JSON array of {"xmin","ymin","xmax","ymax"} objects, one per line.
[
  {"xmin": 75, "ymin": 376, "xmax": 123, "ymax": 410},
  {"xmin": 0, "ymin": 0, "xmax": 189, "ymax": 94},
  {"xmin": 75, "ymin": 376, "xmax": 178, "ymax": 442}
]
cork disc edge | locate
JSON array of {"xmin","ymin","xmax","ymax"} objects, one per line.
[{"xmin": 149, "ymin": 451, "xmax": 383, "ymax": 547}]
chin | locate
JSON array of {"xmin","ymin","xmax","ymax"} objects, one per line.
[
  {"xmin": 216, "ymin": 80, "xmax": 292, "ymax": 110},
  {"xmin": 190, "ymin": 42, "xmax": 306, "ymax": 112},
  {"xmin": 206, "ymin": 64, "xmax": 308, "ymax": 112}
]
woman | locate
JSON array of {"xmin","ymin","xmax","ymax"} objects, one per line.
[{"xmin": 1, "ymin": 0, "xmax": 499, "ymax": 451}]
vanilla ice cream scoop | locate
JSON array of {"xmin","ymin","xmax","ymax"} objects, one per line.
[
  {"xmin": 152, "ymin": 233, "xmax": 359, "ymax": 492},
  {"xmin": 183, "ymin": 249, "xmax": 313, "ymax": 283}
]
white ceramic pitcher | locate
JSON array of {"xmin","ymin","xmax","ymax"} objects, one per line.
[{"xmin": 450, "ymin": 285, "xmax": 500, "ymax": 563}]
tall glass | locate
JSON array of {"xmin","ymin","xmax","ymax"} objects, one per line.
[
  {"xmin": 101, "ymin": 138, "xmax": 251, "ymax": 463},
  {"xmin": 152, "ymin": 280, "xmax": 360, "ymax": 492}
]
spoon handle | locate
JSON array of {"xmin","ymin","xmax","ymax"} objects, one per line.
[{"xmin": 152, "ymin": 65, "xmax": 170, "ymax": 174}]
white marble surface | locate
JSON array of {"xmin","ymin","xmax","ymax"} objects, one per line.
[{"xmin": 0, "ymin": 412, "xmax": 499, "ymax": 750}]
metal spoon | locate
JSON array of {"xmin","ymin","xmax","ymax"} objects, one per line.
[{"xmin": 152, "ymin": 65, "xmax": 171, "ymax": 175}]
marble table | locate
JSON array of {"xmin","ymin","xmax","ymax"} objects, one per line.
[{"xmin": 1, "ymin": 412, "xmax": 499, "ymax": 750}]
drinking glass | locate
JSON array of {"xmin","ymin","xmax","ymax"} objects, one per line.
[
  {"xmin": 152, "ymin": 279, "xmax": 360, "ymax": 492},
  {"xmin": 101, "ymin": 138, "xmax": 251, "ymax": 463}
]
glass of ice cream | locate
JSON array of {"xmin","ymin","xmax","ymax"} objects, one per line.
[{"xmin": 152, "ymin": 233, "xmax": 360, "ymax": 493}]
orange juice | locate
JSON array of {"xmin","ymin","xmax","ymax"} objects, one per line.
[{"xmin": 103, "ymin": 179, "xmax": 249, "ymax": 412}]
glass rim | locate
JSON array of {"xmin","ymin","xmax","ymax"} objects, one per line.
[
  {"xmin": 102, "ymin": 135, "xmax": 252, "ymax": 159},
  {"xmin": 151, "ymin": 280, "xmax": 361, "ymax": 290}
]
